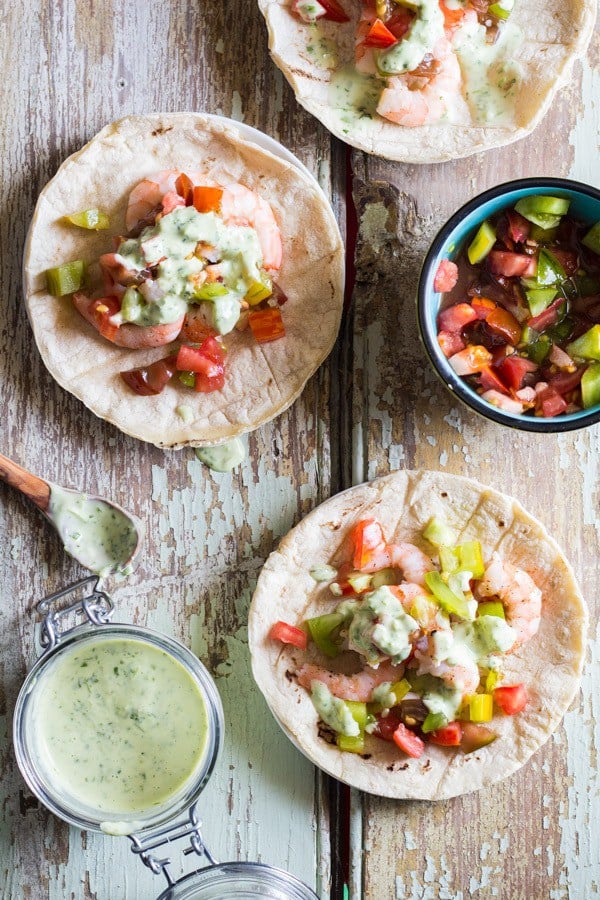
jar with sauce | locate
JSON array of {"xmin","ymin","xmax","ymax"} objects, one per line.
[{"xmin": 13, "ymin": 577, "xmax": 318, "ymax": 900}]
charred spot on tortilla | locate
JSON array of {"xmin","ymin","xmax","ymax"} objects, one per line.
[{"xmin": 151, "ymin": 126, "xmax": 174, "ymax": 136}]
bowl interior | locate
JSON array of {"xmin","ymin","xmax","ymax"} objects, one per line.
[{"xmin": 419, "ymin": 179, "xmax": 600, "ymax": 430}]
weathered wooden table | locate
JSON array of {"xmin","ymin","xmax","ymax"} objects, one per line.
[{"xmin": 1, "ymin": 2, "xmax": 598, "ymax": 898}]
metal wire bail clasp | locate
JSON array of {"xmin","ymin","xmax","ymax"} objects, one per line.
[
  {"xmin": 36, "ymin": 576, "xmax": 115, "ymax": 651},
  {"xmin": 130, "ymin": 803, "xmax": 217, "ymax": 886}
]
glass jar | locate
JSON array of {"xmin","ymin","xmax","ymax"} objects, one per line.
[{"xmin": 156, "ymin": 863, "xmax": 319, "ymax": 900}]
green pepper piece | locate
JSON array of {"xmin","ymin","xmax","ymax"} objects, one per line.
[
  {"xmin": 46, "ymin": 260, "xmax": 86, "ymax": 297},
  {"xmin": 195, "ymin": 283, "xmax": 228, "ymax": 300},
  {"xmin": 582, "ymin": 221, "xmax": 600, "ymax": 255},
  {"xmin": 477, "ymin": 600, "xmax": 505, "ymax": 619},
  {"xmin": 423, "ymin": 517, "xmax": 458, "ymax": 548},
  {"xmin": 567, "ymin": 325, "xmax": 600, "ymax": 361},
  {"xmin": 346, "ymin": 700, "xmax": 368, "ymax": 731},
  {"xmin": 488, "ymin": 0, "xmax": 513, "ymax": 18},
  {"xmin": 307, "ymin": 613, "xmax": 345, "ymax": 658},
  {"xmin": 537, "ymin": 249, "xmax": 566, "ymax": 286},
  {"xmin": 337, "ymin": 733, "xmax": 365, "ymax": 753},
  {"xmin": 120, "ymin": 287, "xmax": 143, "ymax": 323},
  {"xmin": 525, "ymin": 287, "xmax": 557, "ymax": 317},
  {"xmin": 347, "ymin": 571, "xmax": 373, "ymax": 593},
  {"xmin": 525, "ymin": 335, "xmax": 551, "ymax": 365},
  {"xmin": 515, "ymin": 196, "xmax": 570, "ymax": 228},
  {"xmin": 370, "ymin": 567, "xmax": 397, "ymax": 589},
  {"xmin": 63, "ymin": 208, "xmax": 110, "ymax": 230},
  {"xmin": 581, "ymin": 362, "xmax": 600, "ymax": 409},
  {"xmin": 520, "ymin": 325, "xmax": 539, "ymax": 345},
  {"xmin": 424, "ymin": 571, "xmax": 470, "ymax": 619},
  {"xmin": 467, "ymin": 221, "xmax": 496, "ymax": 265},
  {"xmin": 456, "ymin": 541, "xmax": 485, "ymax": 579},
  {"xmin": 439, "ymin": 546, "xmax": 460, "ymax": 575},
  {"xmin": 422, "ymin": 711, "xmax": 447, "ymax": 734},
  {"xmin": 545, "ymin": 313, "xmax": 574, "ymax": 345},
  {"xmin": 178, "ymin": 371, "xmax": 196, "ymax": 388}
]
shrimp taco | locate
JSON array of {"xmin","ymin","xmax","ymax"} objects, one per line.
[
  {"xmin": 248, "ymin": 470, "xmax": 586, "ymax": 799},
  {"xmin": 24, "ymin": 113, "xmax": 344, "ymax": 448},
  {"xmin": 258, "ymin": 0, "xmax": 596, "ymax": 163}
]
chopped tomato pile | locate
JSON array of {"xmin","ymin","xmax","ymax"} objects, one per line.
[{"xmin": 435, "ymin": 197, "xmax": 600, "ymax": 417}]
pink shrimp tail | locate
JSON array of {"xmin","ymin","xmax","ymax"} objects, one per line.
[{"xmin": 297, "ymin": 660, "xmax": 405, "ymax": 702}]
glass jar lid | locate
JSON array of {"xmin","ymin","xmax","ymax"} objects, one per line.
[{"xmin": 155, "ymin": 862, "xmax": 318, "ymax": 900}]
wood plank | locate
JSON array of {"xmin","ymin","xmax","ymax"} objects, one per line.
[
  {"xmin": 0, "ymin": 0, "xmax": 340, "ymax": 896},
  {"xmin": 348, "ymin": 41, "xmax": 600, "ymax": 898}
]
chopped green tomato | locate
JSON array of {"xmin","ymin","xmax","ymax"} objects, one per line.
[
  {"xmin": 120, "ymin": 287, "xmax": 144, "ymax": 322},
  {"xmin": 390, "ymin": 679, "xmax": 411, "ymax": 705},
  {"xmin": 63, "ymin": 208, "xmax": 110, "ymax": 230},
  {"xmin": 422, "ymin": 711, "xmax": 448, "ymax": 734},
  {"xmin": 370, "ymin": 567, "xmax": 397, "ymax": 588},
  {"xmin": 525, "ymin": 334, "xmax": 552, "ymax": 365},
  {"xmin": 347, "ymin": 571, "xmax": 373, "ymax": 593},
  {"xmin": 488, "ymin": 0, "xmax": 513, "ymax": 18},
  {"xmin": 346, "ymin": 700, "xmax": 368, "ymax": 732},
  {"xmin": 423, "ymin": 517, "xmax": 458, "ymax": 548},
  {"xmin": 567, "ymin": 324, "xmax": 600, "ymax": 360},
  {"xmin": 46, "ymin": 260, "xmax": 86, "ymax": 297},
  {"xmin": 195, "ymin": 283, "xmax": 229, "ymax": 300},
  {"xmin": 178, "ymin": 371, "xmax": 196, "ymax": 388},
  {"xmin": 438, "ymin": 545, "xmax": 460, "ymax": 575},
  {"xmin": 525, "ymin": 287, "xmax": 558, "ymax": 317},
  {"xmin": 424, "ymin": 571, "xmax": 470, "ymax": 619},
  {"xmin": 514, "ymin": 196, "xmax": 570, "ymax": 228},
  {"xmin": 309, "ymin": 564, "xmax": 337, "ymax": 582},
  {"xmin": 582, "ymin": 221, "xmax": 600, "ymax": 255},
  {"xmin": 460, "ymin": 722, "xmax": 497, "ymax": 753},
  {"xmin": 528, "ymin": 223, "xmax": 559, "ymax": 243},
  {"xmin": 337, "ymin": 733, "xmax": 365, "ymax": 753},
  {"xmin": 536, "ymin": 249, "xmax": 566, "ymax": 286},
  {"xmin": 245, "ymin": 274, "xmax": 273, "ymax": 306},
  {"xmin": 306, "ymin": 613, "xmax": 345, "ymax": 658},
  {"xmin": 477, "ymin": 600, "xmax": 505, "ymax": 619},
  {"xmin": 456, "ymin": 541, "xmax": 484, "ymax": 579},
  {"xmin": 468, "ymin": 693, "xmax": 493, "ymax": 723},
  {"xmin": 581, "ymin": 362, "xmax": 600, "ymax": 409},
  {"xmin": 467, "ymin": 221, "xmax": 496, "ymax": 265}
]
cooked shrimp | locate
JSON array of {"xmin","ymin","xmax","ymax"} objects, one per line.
[
  {"xmin": 354, "ymin": 8, "xmax": 378, "ymax": 76},
  {"xmin": 414, "ymin": 632, "xmax": 480, "ymax": 694},
  {"xmin": 376, "ymin": 37, "xmax": 463, "ymax": 127},
  {"xmin": 477, "ymin": 552, "xmax": 542, "ymax": 648},
  {"xmin": 72, "ymin": 292, "xmax": 184, "ymax": 349},
  {"xmin": 297, "ymin": 659, "xmax": 405, "ymax": 702},
  {"xmin": 125, "ymin": 171, "xmax": 282, "ymax": 271},
  {"xmin": 360, "ymin": 542, "xmax": 434, "ymax": 586}
]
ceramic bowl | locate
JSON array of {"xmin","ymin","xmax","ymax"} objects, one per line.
[{"xmin": 418, "ymin": 178, "xmax": 600, "ymax": 432}]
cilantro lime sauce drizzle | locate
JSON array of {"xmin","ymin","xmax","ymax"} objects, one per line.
[
  {"xmin": 452, "ymin": 19, "xmax": 523, "ymax": 123},
  {"xmin": 376, "ymin": 0, "xmax": 445, "ymax": 75},
  {"xmin": 47, "ymin": 485, "xmax": 139, "ymax": 576},
  {"xmin": 35, "ymin": 638, "xmax": 209, "ymax": 817},
  {"xmin": 329, "ymin": 64, "xmax": 380, "ymax": 133},
  {"xmin": 195, "ymin": 437, "xmax": 246, "ymax": 472},
  {"xmin": 305, "ymin": 24, "xmax": 338, "ymax": 69}
]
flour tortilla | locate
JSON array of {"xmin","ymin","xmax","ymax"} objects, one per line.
[
  {"xmin": 24, "ymin": 113, "xmax": 344, "ymax": 448},
  {"xmin": 248, "ymin": 470, "xmax": 587, "ymax": 800},
  {"xmin": 258, "ymin": 0, "xmax": 596, "ymax": 163}
]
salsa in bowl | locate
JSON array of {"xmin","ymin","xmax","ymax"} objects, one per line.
[{"xmin": 418, "ymin": 178, "xmax": 600, "ymax": 432}]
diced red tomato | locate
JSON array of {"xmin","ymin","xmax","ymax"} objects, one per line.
[
  {"xmin": 433, "ymin": 259, "xmax": 459, "ymax": 292},
  {"xmin": 268, "ymin": 621, "xmax": 308, "ymax": 650},
  {"xmin": 437, "ymin": 303, "xmax": 478, "ymax": 333},
  {"xmin": 471, "ymin": 297, "xmax": 497, "ymax": 320},
  {"xmin": 506, "ymin": 209, "xmax": 531, "ymax": 243},
  {"xmin": 293, "ymin": 0, "xmax": 350, "ymax": 21},
  {"xmin": 449, "ymin": 345, "xmax": 493, "ymax": 376},
  {"xmin": 385, "ymin": 7, "xmax": 414, "ymax": 38},
  {"xmin": 176, "ymin": 343, "xmax": 224, "ymax": 377},
  {"xmin": 198, "ymin": 335, "xmax": 226, "ymax": 365},
  {"xmin": 393, "ymin": 722, "xmax": 425, "ymax": 758},
  {"xmin": 91, "ymin": 296, "xmax": 121, "ymax": 341},
  {"xmin": 372, "ymin": 712, "xmax": 402, "ymax": 742},
  {"xmin": 195, "ymin": 371, "xmax": 226, "ymax": 393},
  {"xmin": 460, "ymin": 722, "xmax": 497, "ymax": 754},
  {"xmin": 536, "ymin": 386, "xmax": 568, "ymax": 417},
  {"xmin": 428, "ymin": 721, "xmax": 462, "ymax": 746},
  {"xmin": 439, "ymin": 0, "xmax": 466, "ymax": 27},
  {"xmin": 120, "ymin": 355, "xmax": 177, "ymax": 396},
  {"xmin": 175, "ymin": 173, "xmax": 195, "ymax": 205},
  {"xmin": 478, "ymin": 365, "xmax": 510, "ymax": 395},
  {"xmin": 486, "ymin": 307, "xmax": 522, "ymax": 345},
  {"xmin": 493, "ymin": 684, "xmax": 528, "ymax": 715},
  {"xmin": 496, "ymin": 355, "xmax": 538, "ymax": 391},
  {"xmin": 179, "ymin": 315, "xmax": 217, "ymax": 344},
  {"xmin": 527, "ymin": 298, "xmax": 563, "ymax": 332},
  {"xmin": 248, "ymin": 307, "xmax": 286, "ymax": 343},
  {"xmin": 548, "ymin": 248, "xmax": 578, "ymax": 275},
  {"xmin": 547, "ymin": 367, "xmax": 585, "ymax": 394},
  {"xmin": 161, "ymin": 191, "xmax": 186, "ymax": 216},
  {"xmin": 351, "ymin": 518, "xmax": 386, "ymax": 570},
  {"xmin": 438, "ymin": 330, "xmax": 465, "ymax": 358},
  {"xmin": 193, "ymin": 186, "xmax": 223, "ymax": 214},
  {"xmin": 363, "ymin": 18, "xmax": 398, "ymax": 47},
  {"xmin": 488, "ymin": 250, "xmax": 537, "ymax": 278}
]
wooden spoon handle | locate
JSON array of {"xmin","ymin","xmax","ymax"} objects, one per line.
[{"xmin": 0, "ymin": 452, "xmax": 51, "ymax": 511}]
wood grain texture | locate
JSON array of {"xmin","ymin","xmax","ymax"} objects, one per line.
[
  {"xmin": 348, "ymin": 31, "xmax": 600, "ymax": 900},
  {"xmin": 0, "ymin": 1, "xmax": 341, "ymax": 897}
]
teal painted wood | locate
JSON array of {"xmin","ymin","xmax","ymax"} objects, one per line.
[{"xmin": 0, "ymin": 1, "xmax": 338, "ymax": 897}]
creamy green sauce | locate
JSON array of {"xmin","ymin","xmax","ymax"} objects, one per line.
[
  {"xmin": 117, "ymin": 207, "xmax": 264, "ymax": 335},
  {"xmin": 454, "ymin": 19, "xmax": 523, "ymax": 123},
  {"xmin": 348, "ymin": 586, "xmax": 418, "ymax": 666},
  {"xmin": 310, "ymin": 681, "xmax": 359, "ymax": 736},
  {"xmin": 371, "ymin": 682, "xmax": 395, "ymax": 709},
  {"xmin": 35, "ymin": 638, "xmax": 209, "ymax": 816},
  {"xmin": 305, "ymin": 24, "xmax": 338, "ymax": 69},
  {"xmin": 48, "ymin": 485, "xmax": 138, "ymax": 577},
  {"xmin": 329, "ymin": 64, "xmax": 380, "ymax": 135},
  {"xmin": 423, "ymin": 680, "xmax": 463, "ymax": 721},
  {"xmin": 195, "ymin": 437, "xmax": 246, "ymax": 472},
  {"xmin": 377, "ymin": 0, "xmax": 445, "ymax": 75}
]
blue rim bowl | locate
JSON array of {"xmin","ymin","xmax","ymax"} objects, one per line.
[{"xmin": 418, "ymin": 177, "xmax": 600, "ymax": 433}]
